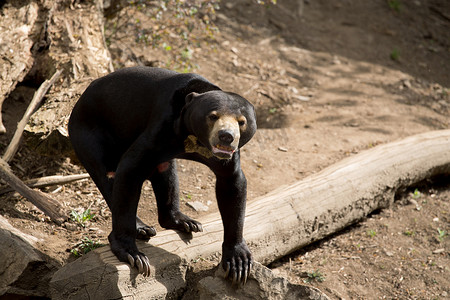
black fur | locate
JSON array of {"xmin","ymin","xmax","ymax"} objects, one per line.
[{"xmin": 68, "ymin": 66, "xmax": 256, "ymax": 283}]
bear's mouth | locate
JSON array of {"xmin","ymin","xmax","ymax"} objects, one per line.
[{"xmin": 212, "ymin": 144, "xmax": 236, "ymax": 159}]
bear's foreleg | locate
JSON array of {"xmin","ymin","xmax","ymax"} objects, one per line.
[
  {"xmin": 150, "ymin": 159, "xmax": 203, "ymax": 233},
  {"xmin": 215, "ymin": 156, "xmax": 252, "ymax": 285}
]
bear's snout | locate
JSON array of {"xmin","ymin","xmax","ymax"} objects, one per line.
[
  {"xmin": 218, "ymin": 129, "xmax": 235, "ymax": 144},
  {"xmin": 208, "ymin": 115, "xmax": 240, "ymax": 159}
]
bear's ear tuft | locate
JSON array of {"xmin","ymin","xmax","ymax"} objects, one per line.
[{"xmin": 185, "ymin": 92, "xmax": 199, "ymax": 104}]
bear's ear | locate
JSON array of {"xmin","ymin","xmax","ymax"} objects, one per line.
[{"xmin": 185, "ymin": 92, "xmax": 199, "ymax": 104}]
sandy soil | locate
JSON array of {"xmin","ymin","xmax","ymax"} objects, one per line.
[{"xmin": 1, "ymin": 0, "xmax": 449, "ymax": 298}]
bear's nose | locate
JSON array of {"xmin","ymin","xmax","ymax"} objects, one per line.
[{"xmin": 218, "ymin": 130, "xmax": 234, "ymax": 144}]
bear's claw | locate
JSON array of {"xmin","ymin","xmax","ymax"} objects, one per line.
[
  {"xmin": 222, "ymin": 241, "xmax": 252, "ymax": 285},
  {"xmin": 127, "ymin": 253, "xmax": 151, "ymax": 277}
]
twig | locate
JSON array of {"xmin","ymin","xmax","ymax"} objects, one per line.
[
  {"xmin": 0, "ymin": 173, "xmax": 90, "ymax": 195},
  {"xmin": 0, "ymin": 158, "xmax": 67, "ymax": 224},
  {"xmin": 3, "ymin": 69, "xmax": 63, "ymax": 162},
  {"xmin": 430, "ymin": 5, "xmax": 450, "ymax": 22}
]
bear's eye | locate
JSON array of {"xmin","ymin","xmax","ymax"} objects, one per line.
[
  {"xmin": 238, "ymin": 116, "xmax": 247, "ymax": 127},
  {"xmin": 208, "ymin": 113, "xmax": 219, "ymax": 122}
]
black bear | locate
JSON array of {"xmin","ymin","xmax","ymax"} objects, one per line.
[{"xmin": 68, "ymin": 66, "xmax": 256, "ymax": 284}]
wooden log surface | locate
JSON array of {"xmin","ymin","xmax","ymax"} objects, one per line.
[{"xmin": 50, "ymin": 130, "xmax": 450, "ymax": 299}]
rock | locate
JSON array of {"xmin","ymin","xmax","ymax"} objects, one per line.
[
  {"xmin": 64, "ymin": 222, "xmax": 78, "ymax": 231},
  {"xmin": 432, "ymin": 248, "xmax": 445, "ymax": 254},
  {"xmin": 197, "ymin": 261, "xmax": 330, "ymax": 300},
  {"xmin": 401, "ymin": 79, "xmax": 412, "ymax": 89},
  {"xmin": 0, "ymin": 215, "xmax": 57, "ymax": 298},
  {"xmin": 187, "ymin": 201, "xmax": 209, "ymax": 212},
  {"xmin": 408, "ymin": 198, "xmax": 421, "ymax": 211},
  {"xmin": 383, "ymin": 249, "xmax": 394, "ymax": 257}
]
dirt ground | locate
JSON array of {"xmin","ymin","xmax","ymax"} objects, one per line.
[
  {"xmin": 1, "ymin": 0, "xmax": 449, "ymax": 298},
  {"xmin": 270, "ymin": 183, "xmax": 450, "ymax": 299}
]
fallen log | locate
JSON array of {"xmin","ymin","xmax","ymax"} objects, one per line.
[
  {"xmin": 0, "ymin": 158, "xmax": 66, "ymax": 224},
  {"xmin": 49, "ymin": 130, "xmax": 450, "ymax": 299}
]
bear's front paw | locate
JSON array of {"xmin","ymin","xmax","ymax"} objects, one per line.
[
  {"xmin": 109, "ymin": 233, "xmax": 151, "ymax": 277},
  {"xmin": 221, "ymin": 241, "xmax": 253, "ymax": 285},
  {"xmin": 159, "ymin": 211, "xmax": 203, "ymax": 233}
]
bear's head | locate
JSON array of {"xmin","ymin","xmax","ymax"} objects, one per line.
[{"xmin": 183, "ymin": 91, "xmax": 256, "ymax": 159}]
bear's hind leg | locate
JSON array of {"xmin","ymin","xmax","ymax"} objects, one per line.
[
  {"xmin": 150, "ymin": 160, "xmax": 203, "ymax": 233},
  {"xmin": 69, "ymin": 127, "xmax": 116, "ymax": 207},
  {"xmin": 70, "ymin": 127, "xmax": 156, "ymax": 240}
]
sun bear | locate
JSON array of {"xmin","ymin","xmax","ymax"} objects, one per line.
[{"xmin": 68, "ymin": 66, "xmax": 257, "ymax": 284}]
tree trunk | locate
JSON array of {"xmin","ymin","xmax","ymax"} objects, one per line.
[
  {"xmin": 23, "ymin": 0, "xmax": 113, "ymax": 156},
  {"xmin": 49, "ymin": 130, "xmax": 450, "ymax": 300},
  {"xmin": 0, "ymin": 1, "xmax": 39, "ymax": 134}
]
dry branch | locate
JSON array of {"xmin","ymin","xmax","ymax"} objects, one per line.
[
  {"xmin": 0, "ymin": 158, "xmax": 66, "ymax": 224},
  {"xmin": 3, "ymin": 70, "xmax": 62, "ymax": 162},
  {"xmin": 0, "ymin": 173, "xmax": 90, "ymax": 195},
  {"xmin": 49, "ymin": 130, "xmax": 450, "ymax": 299}
]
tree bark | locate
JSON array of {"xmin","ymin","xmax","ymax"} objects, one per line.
[
  {"xmin": 24, "ymin": 0, "xmax": 113, "ymax": 156},
  {"xmin": 0, "ymin": 0, "xmax": 113, "ymax": 154},
  {"xmin": 0, "ymin": 1, "xmax": 39, "ymax": 134},
  {"xmin": 49, "ymin": 130, "xmax": 450, "ymax": 299}
]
